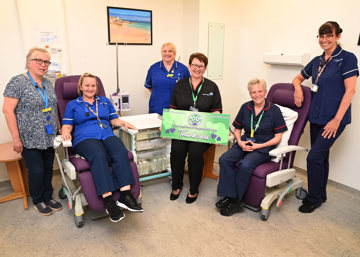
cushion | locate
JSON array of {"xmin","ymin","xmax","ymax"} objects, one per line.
[
  {"xmin": 271, "ymin": 104, "xmax": 298, "ymax": 162},
  {"xmin": 63, "ymin": 82, "xmax": 79, "ymax": 99}
]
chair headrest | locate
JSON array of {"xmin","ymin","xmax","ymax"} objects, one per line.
[
  {"xmin": 63, "ymin": 82, "xmax": 79, "ymax": 100},
  {"xmin": 268, "ymin": 87, "xmax": 297, "ymax": 109}
]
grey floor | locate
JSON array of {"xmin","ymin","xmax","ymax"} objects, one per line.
[{"xmin": 1, "ymin": 145, "xmax": 360, "ymax": 257}]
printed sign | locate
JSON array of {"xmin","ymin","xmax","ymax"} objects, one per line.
[{"xmin": 161, "ymin": 109, "xmax": 230, "ymax": 145}]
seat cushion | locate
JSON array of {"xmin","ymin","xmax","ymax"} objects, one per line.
[{"xmin": 252, "ymin": 161, "xmax": 288, "ymax": 179}]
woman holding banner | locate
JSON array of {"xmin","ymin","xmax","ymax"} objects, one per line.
[{"xmin": 169, "ymin": 52, "xmax": 222, "ymax": 204}]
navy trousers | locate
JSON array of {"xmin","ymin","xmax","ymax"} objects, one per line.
[
  {"xmin": 22, "ymin": 147, "xmax": 55, "ymax": 204},
  {"xmin": 73, "ymin": 136, "xmax": 134, "ymax": 196},
  {"xmin": 217, "ymin": 143, "xmax": 271, "ymax": 200},
  {"xmin": 306, "ymin": 123, "xmax": 345, "ymax": 203},
  {"xmin": 170, "ymin": 139, "xmax": 210, "ymax": 195}
]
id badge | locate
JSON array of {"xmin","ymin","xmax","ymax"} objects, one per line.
[
  {"xmin": 45, "ymin": 124, "xmax": 54, "ymax": 135},
  {"xmin": 189, "ymin": 106, "xmax": 199, "ymax": 112},
  {"xmin": 311, "ymin": 84, "xmax": 319, "ymax": 93},
  {"xmin": 246, "ymin": 137, "xmax": 256, "ymax": 143}
]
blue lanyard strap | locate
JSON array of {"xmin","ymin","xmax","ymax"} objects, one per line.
[{"xmin": 27, "ymin": 71, "xmax": 49, "ymax": 109}]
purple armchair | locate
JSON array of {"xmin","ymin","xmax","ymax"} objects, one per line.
[
  {"xmin": 241, "ymin": 83, "xmax": 311, "ymax": 220},
  {"xmin": 54, "ymin": 75, "xmax": 140, "ymax": 227}
]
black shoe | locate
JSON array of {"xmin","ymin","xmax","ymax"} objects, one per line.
[
  {"xmin": 104, "ymin": 198, "xmax": 125, "ymax": 222},
  {"xmin": 45, "ymin": 199, "xmax": 63, "ymax": 211},
  {"xmin": 299, "ymin": 200, "xmax": 322, "ymax": 213},
  {"xmin": 302, "ymin": 197, "xmax": 326, "ymax": 204},
  {"xmin": 117, "ymin": 194, "xmax": 143, "ymax": 212},
  {"xmin": 220, "ymin": 201, "xmax": 244, "ymax": 216},
  {"xmin": 215, "ymin": 197, "xmax": 231, "ymax": 209},
  {"xmin": 185, "ymin": 193, "xmax": 197, "ymax": 204},
  {"xmin": 33, "ymin": 202, "xmax": 53, "ymax": 216},
  {"xmin": 170, "ymin": 189, "xmax": 181, "ymax": 201}
]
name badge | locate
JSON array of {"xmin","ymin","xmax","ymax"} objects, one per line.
[
  {"xmin": 189, "ymin": 106, "xmax": 199, "ymax": 112},
  {"xmin": 167, "ymin": 74, "xmax": 174, "ymax": 77},
  {"xmin": 246, "ymin": 137, "xmax": 256, "ymax": 142},
  {"xmin": 46, "ymin": 124, "xmax": 54, "ymax": 135},
  {"xmin": 42, "ymin": 107, "xmax": 52, "ymax": 113},
  {"xmin": 311, "ymin": 84, "xmax": 319, "ymax": 93}
]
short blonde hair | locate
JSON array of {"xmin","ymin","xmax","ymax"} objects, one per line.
[
  {"xmin": 247, "ymin": 78, "xmax": 267, "ymax": 92},
  {"xmin": 161, "ymin": 42, "xmax": 177, "ymax": 55},
  {"xmin": 77, "ymin": 73, "xmax": 98, "ymax": 96},
  {"xmin": 25, "ymin": 47, "xmax": 50, "ymax": 69}
]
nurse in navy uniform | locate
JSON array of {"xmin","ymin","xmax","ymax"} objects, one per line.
[{"xmin": 293, "ymin": 21, "xmax": 358, "ymax": 213}]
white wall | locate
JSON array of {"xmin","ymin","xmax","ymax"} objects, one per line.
[{"xmin": 1, "ymin": 0, "xmax": 359, "ymax": 190}]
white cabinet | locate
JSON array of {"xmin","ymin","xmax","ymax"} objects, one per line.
[{"xmin": 118, "ymin": 114, "xmax": 171, "ymax": 182}]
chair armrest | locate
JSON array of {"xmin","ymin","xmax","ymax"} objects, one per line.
[
  {"xmin": 119, "ymin": 127, "xmax": 139, "ymax": 135},
  {"xmin": 269, "ymin": 145, "xmax": 308, "ymax": 157}
]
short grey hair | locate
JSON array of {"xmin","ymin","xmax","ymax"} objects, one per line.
[
  {"xmin": 247, "ymin": 78, "xmax": 267, "ymax": 92},
  {"xmin": 25, "ymin": 47, "xmax": 50, "ymax": 69}
]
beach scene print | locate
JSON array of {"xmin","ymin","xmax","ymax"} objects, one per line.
[{"xmin": 108, "ymin": 7, "xmax": 152, "ymax": 44}]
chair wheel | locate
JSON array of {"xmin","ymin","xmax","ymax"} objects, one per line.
[
  {"xmin": 260, "ymin": 209, "xmax": 269, "ymax": 221},
  {"xmin": 58, "ymin": 187, "xmax": 67, "ymax": 200},
  {"xmin": 296, "ymin": 188, "xmax": 307, "ymax": 200},
  {"xmin": 75, "ymin": 215, "xmax": 84, "ymax": 228}
]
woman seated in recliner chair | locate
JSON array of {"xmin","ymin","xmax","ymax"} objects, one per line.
[
  {"xmin": 61, "ymin": 72, "xmax": 143, "ymax": 223},
  {"xmin": 215, "ymin": 78, "xmax": 287, "ymax": 216}
]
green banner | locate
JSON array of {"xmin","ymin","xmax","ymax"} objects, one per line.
[{"xmin": 161, "ymin": 109, "xmax": 230, "ymax": 145}]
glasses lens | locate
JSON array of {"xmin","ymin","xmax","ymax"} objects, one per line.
[{"xmin": 33, "ymin": 59, "xmax": 51, "ymax": 66}]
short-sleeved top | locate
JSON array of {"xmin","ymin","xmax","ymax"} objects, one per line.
[
  {"xmin": 233, "ymin": 100, "xmax": 287, "ymax": 154},
  {"xmin": 301, "ymin": 45, "xmax": 359, "ymax": 126},
  {"xmin": 145, "ymin": 61, "xmax": 190, "ymax": 115},
  {"xmin": 62, "ymin": 95, "xmax": 118, "ymax": 147},
  {"xmin": 3, "ymin": 74, "xmax": 58, "ymax": 149},
  {"xmin": 169, "ymin": 77, "xmax": 222, "ymax": 113}
]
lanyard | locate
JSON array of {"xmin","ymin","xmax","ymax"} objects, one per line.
[
  {"xmin": 84, "ymin": 99, "xmax": 108, "ymax": 129},
  {"xmin": 250, "ymin": 110, "xmax": 264, "ymax": 138},
  {"xmin": 189, "ymin": 77, "xmax": 204, "ymax": 107},
  {"xmin": 314, "ymin": 56, "xmax": 333, "ymax": 85},
  {"xmin": 27, "ymin": 71, "xmax": 50, "ymax": 112}
]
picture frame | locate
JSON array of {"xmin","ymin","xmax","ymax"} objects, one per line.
[{"xmin": 107, "ymin": 6, "xmax": 152, "ymax": 45}]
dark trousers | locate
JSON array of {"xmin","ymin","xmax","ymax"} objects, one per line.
[
  {"xmin": 170, "ymin": 139, "xmax": 210, "ymax": 195},
  {"xmin": 22, "ymin": 147, "xmax": 55, "ymax": 204},
  {"xmin": 73, "ymin": 136, "xmax": 134, "ymax": 196},
  {"xmin": 306, "ymin": 123, "xmax": 345, "ymax": 203},
  {"xmin": 217, "ymin": 143, "xmax": 271, "ymax": 200}
]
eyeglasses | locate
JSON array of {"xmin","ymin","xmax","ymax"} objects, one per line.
[
  {"xmin": 191, "ymin": 64, "xmax": 206, "ymax": 70},
  {"xmin": 317, "ymin": 34, "xmax": 335, "ymax": 40},
  {"xmin": 31, "ymin": 58, "xmax": 51, "ymax": 66}
]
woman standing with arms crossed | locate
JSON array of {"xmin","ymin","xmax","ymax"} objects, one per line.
[
  {"xmin": 293, "ymin": 21, "xmax": 358, "ymax": 213},
  {"xmin": 3, "ymin": 47, "xmax": 62, "ymax": 216},
  {"xmin": 145, "ymin": 42, "xmax": 190, "ymax": 115}
]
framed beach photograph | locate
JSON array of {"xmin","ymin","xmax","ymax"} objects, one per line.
[{"xmin": 107, "ymin": 6, "xmax": 152, "ymax": 45}]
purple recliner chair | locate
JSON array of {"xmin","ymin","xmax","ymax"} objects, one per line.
[
  {"xmin": 54, "ymin": 75, "xmax": 141, "ymax": 226},
  {"xmin": 242, "ymin": 83, "xmax": 311, "ymax": 214}
]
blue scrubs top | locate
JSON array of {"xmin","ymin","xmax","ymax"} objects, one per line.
[
  {"xmin": 301, "ymin": 45, "xmax": 359, "ymax": 126},
  {"xmin": 233, "ymin": 100, "xmax": 287, "ymax": 154},
  {"xmin": 62, "ymin": 96, "xmax": 118, "ymax": 147},
  {"xmin": 145, "ymin": 60, "xmax": 190, "ymax": 115}
]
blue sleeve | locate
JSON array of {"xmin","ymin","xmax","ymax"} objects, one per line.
[
  {"xmin": 62, "ymin": 100, "xmax": 75, "ymax": 125},
  {"xmin": 145, "ymin": 65, "xmax": 153, "ymax": 89},
  {"xmin": 107, "ymin": 97, "xmax": 119, "ymax": 120},
  {"xmin": 273, "ymin": 105, "xmax": 287, "ymax": 134},
  {"xmin": 232, "ymin": 104, "xmax": 245, "ymax": 129},
  {"xmin": 301, "ymin": 57, "xmax": 317, "ymax": 79},
  {"xmin": 342, "ymin": 53, "xmax": 359, "ymax": 79}
]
